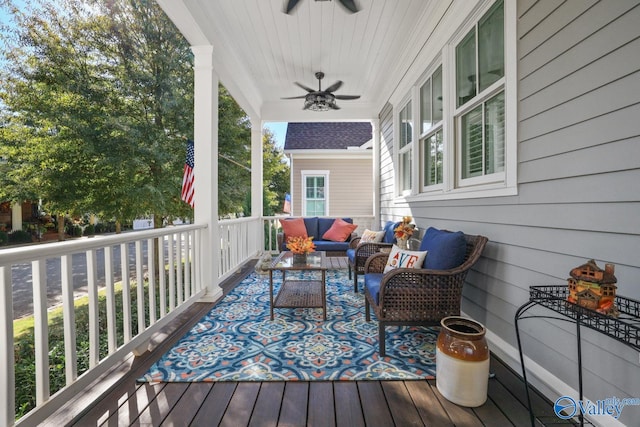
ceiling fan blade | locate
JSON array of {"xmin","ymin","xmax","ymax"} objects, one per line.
[
  {"xmin": 329, "ymin": 103, "xmax": 341, "ymax": 110},
  {"xmin": 334, "ymin": 94, "xmax": 361, "ymax": 100},
  {"xmin": 284, "ymin": 0, "xmax": 302, "ymax": 14},
  {"xmin": 324, "ymin": 80, "xmax": 343, "ymax": 93},
  {"xmin": 281, "ymin": 95, "xmax": 309, "ymax": 99},
  {"xmin": 294, "ymin": 81, "xmax": 316, "ymax": 92},
  {"xmin": 338, "ymin": 0, "xmax": 360, "ymax": 13}
]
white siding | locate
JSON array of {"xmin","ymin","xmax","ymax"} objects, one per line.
[{"xmin": 378, "ymin": 1, "xmax": 640, "ymax": 424}]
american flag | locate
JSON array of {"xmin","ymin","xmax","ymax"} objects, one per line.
[
  {"xmin": 283, "ymin": 193, "xmax": 291, "ymax": 213},
  {"xmin": 181, "ymin": 140, "xmax": 195, "ymax": 208}
]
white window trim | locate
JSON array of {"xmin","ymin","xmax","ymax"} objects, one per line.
[
  {"xmin": 418, "ymin": 61, "xmax": 445, "ymax": 193},
  {"xmin": 394, "ymin": 0, "xmax": 517, "ymax": 203},
  {"xmin": 395, "ymin": 99, "xmax": 413, "ymax": 197},
  {"xmin": 301, "ymin": 170, "xmax": 330, "ymax": 216}
]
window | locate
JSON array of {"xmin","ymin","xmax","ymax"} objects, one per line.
[
  {"xmin": 456, "ymin": 0, "xmax": 505, "ymax": 185},
  {"xmin": 420, "ymin": 65, "xmax": 443, "ymax": 189},
  {"xmin": 398, "ymin": 102, "xmax": 413, "ymax": 194},
  {"xmin": 303, "ymin": 173, "xmax": 327, "ymax": 216},
  {"xmin": 393, "ymin": 0, "xmax": 514, "ymax": 200}
]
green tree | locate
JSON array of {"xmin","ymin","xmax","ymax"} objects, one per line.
[{"xmin": 260, "ymin": 128, "xmax": 290, "ymax": 216}]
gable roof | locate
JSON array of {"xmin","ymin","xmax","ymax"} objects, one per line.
[{"xmin": 284, "ymin": 122, "xmax": 372, "ymax": 150}]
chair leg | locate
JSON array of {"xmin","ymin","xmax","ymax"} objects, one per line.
[
  {"xmin": 365, "ymin": 298, "xmax": 370, "ymax": 321},
  {"xmin": 353, "ymin": 271, "xmax": 358, "ymax": 293},
  {"xmin": 348, "ymin": 264, "xmax": 352, "ymax": 280},
  {"xmin": 379, "ymin": 322, "xmax": 386, "ymax": 357}
]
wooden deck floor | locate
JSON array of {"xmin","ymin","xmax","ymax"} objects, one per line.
[{"xmin": 48, "ymin": 257, "xmax": 574, "ymax": 427}]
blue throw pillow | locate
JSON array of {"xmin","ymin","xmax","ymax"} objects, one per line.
[
  {"xmin": 304, "ymin": 217, "xmax": 319, "ymax": 240},
  {"xmin": 383, "ymin": 221, "xmax": 401, "ymax": 244},
  {"xmin": 419, "ymin": 227, "xmax": 467, "ymax": 270}
]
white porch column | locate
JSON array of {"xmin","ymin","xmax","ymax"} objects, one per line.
[
  {"xmin": 11, "ymin": 202, "xmax": 22, "ymax": 231},
  {"xmin": 372, "ymin": 119, "xmax": 381, "ymax": 228},
  {"xmin": 192, "ymin": 45, "xmax": 222, "ymax": 302},
  {"xmin": 250, "ymin": 120, "xmax": 263, "ymax": 217}
]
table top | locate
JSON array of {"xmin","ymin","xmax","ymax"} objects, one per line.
[{"xmin": 267, "ymin": 251, "xmax": 327, "ymax": 271}]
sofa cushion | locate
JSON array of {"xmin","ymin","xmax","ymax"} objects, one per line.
[
  {"xmin": 318, "ymin": 217, "xmax": 353, "ymax": 240},
  {"xmin": 364, "ymin": 273, "xmax": 384, "ymax": 304},
  {"xmin": 419, "ymin": 227, "xmax": 466, "ymax": 270},
  {"xmin": 322, "ymin": 218, "xmax": 357, "ymax": 242},
  {"xmin": 304, "ymin": 217, "xmax": 319, "ymax": 240},
  {"xmin": 361, "ymin": 229, "xmax": 385, "ymax": 243},
  {"xmin": 280, "ymin": 218, "xmax": 308, "ymax": 239},
  {"xmin": 314, "ymin": 240, "xmax": 353, "ymax": 252},
  {"xmin": 383, "ymin": 245, "xmax": 428, "ymax": 273}
]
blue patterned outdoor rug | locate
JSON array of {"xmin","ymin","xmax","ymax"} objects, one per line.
[{"xmin": 139, "ymin": 269, "xmax": 437, "ymax": 382}]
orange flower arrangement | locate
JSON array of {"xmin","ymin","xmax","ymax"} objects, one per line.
[
  {"xmin": 394, "ymin": 217, "xmax": 416, "ymax": 239},
  {"xmin": 286, "ymin": 236, "xmax": 316, "ymax": 254}
]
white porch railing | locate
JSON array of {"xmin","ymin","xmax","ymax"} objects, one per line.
[
  {"xmin": 1, "ymin": 215, "xmax": 373, "ymax": 425},
  {"xmin": 1, "ymin": 224, "xmax": 211, "ymax": 426}
]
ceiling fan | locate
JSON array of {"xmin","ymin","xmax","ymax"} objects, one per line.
[
  {"xmin": 284, "ymin": 0, "xmax": 360, "ymax": 15},
  {"xmin": 282, "ymin": 72, "xmax": 361, "ymax": 111}
]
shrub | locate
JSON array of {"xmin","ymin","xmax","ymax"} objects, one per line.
[
  {"xmin": 0, "ymin": 231, "xmax": 8, "ymax": 245},
  {"xmin": 65, "ymin": 224, "xmax": 82, "ymax": 237},
  {"xmin": 83, "ymin": 224, "xmax": 95, "ymax": 236},
  {"xmin": 8, "ymin": 230, "xmax": 32, "ymax": 244}
]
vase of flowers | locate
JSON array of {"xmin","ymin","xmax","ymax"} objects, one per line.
[
  {"xmin": 286, "ymin": 236, "xmax": 316, "ymax": 265},
  {"xmin": 394, "ymin": 216, "xmax": 416, "ymax": 250}
]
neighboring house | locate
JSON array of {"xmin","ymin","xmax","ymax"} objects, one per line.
[
  {"xmin": 283, "ymin": 122, "xmax": 373, "ymax": 217},
  {"xmin": 0, "ymin": 201, "xmax": 38, "ymax": 232}
]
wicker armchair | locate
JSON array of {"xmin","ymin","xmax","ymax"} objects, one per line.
[
  {"xmin": 346, "ymin": 221, "xmax": 400, "ymax": 293},
  {"xmin": 363, "ymin": 231, "xmax": 488, "ymax": 356}
]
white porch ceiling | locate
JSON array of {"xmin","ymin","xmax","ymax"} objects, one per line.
[{"xmin": 156, "ymin": 0, "xmax": 443, "ymax": 122}]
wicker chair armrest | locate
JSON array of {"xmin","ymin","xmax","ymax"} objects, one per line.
[
  {"xmin": 364, "ymin": 252, "xmax": 389, "ymax": 274},
  {"xmin": 376, "ymin": 268, "xmax": 469, "ymax": 321},
  {"xmin": 349, "ymin": 236, "xmax": 362, "ymax": 249}
]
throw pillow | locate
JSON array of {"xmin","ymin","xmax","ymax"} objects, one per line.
[
  {"xmin": 384, "ymin": 245, "xmax": 428, "ymax": 273},
  {"xmin": 280, "ymin": 218, "xmax": 308, "ymax": 239},
  {"xmin": 419, "ymin": 227, "xmax": 466, "ymax": 270},
  {"xmin": 360, "ymin": 229, "xmax": 385, "ymax": 243},
  {"xmin": 322, "ymin": 218, "xmax": 358, "ymax": 242}
]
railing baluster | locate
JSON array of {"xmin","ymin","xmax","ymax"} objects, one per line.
[
  {"xmin": 148, "ymin": 238, "xmax": 156, "ymax": 324},
  {"xmin": 0, "ymin": 265, "xmax": 15, "ymax": 427},
  {"xmin": 104, "ymin": 246, "xmax": 117, "ymax": 354},
  {"xmin": 120, "ymin": 243, "xmax": 132, "ymax": 343},
  {"xmin": 176, "ymin": 232, "xmax": 183, "ymax": 304},
  {"xmin": 184, "ymin": 231, "xmax": 191, "ymax": 300},
  {"xmin": 168, "ymin": 233, "xmax": 175, "ymax": 310},
  {"xmin": 86, "ymin": 249, "xmax": 99, "ymax": 368},
  {"xmin": 31, "ymin": 259, "xmax": 50, "ymax": 404},
  {"xmin": 135, "ymin": 240, "xmax": 145, "ymax": 333},
  {"xmin": 158, "ymin": 236, "xmax": 167, "ymax": 317},
  {"xmin": 61, "ymin": 254, "xmax": 77, "ymax": 385}
]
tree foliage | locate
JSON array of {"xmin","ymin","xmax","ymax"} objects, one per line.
[{"xmin": 0, "ymin": 0, "xmax": 289, "ymax": 228}]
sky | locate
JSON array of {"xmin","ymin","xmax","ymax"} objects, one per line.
[{"xmin": 264, "ymin": 122, "xmax": 288, "ymax": 149}]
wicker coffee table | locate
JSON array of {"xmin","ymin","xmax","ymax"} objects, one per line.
[{"xmin": 267, "ymin": 251, "xmax": 328, "ymax": 320}]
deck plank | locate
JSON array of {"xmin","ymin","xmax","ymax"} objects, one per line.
[
  {"xmin": 430, "ymin": 385, "xmax": 485, "ymax": 427},
  {"xmin": 381, "ymin": 381, "xmax": 425, "ymax": 426},
  {"xmin": 278, "ymin": 382, "xmax": 309, "ymax": 427},
  {"xmin": 159, "ymin": 383, "xmax": 213, "ymax": 426},
  {"xmin": 357, "ymin": 381, "xmax": 395, "ymax": 427},
  {"xmin": 406, "ymin": 380, "xmax": 454, "ymax": 426},
  {"xmin": 308, "ymin": 382, "xmax": 336, "ymax": 427},
  {"xmin": 334, "ymin": 382, "xmax": 365, "ymax": 427},
  {"xmin": 219, "ymin": 382, "xmax": 261, "ymax": 427},
  {"xmin": 131, "ymin": 383, "xmax": 189, "ymax": 426},
  {"xmin": 190, "ymin": 382, "xmax": 237, "ymax": 426},
  {"xmin": 248, "ymin": 382, "xmax": 285, "ymax": 427}
]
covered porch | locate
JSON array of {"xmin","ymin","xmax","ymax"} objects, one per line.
[{"xmin": 2, "ymin": 0, "xmax": 639, "ymax": 425}]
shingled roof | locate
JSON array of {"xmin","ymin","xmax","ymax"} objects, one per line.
[{"xmin": 284, "ymin": 122, "xmax": 372, "ymax": 150}]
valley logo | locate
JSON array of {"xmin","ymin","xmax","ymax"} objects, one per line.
[{"xmin": 554, "ymin": 395, "xmax": 640, "ymax": 420}]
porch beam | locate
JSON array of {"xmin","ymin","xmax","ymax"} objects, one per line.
[
  {"xmin": 192, "ymin": 45, "xmax": 222, "ymax": 301},
  {"xmin": 372, "ymin": 119, "xmax": 380, "ymax": 228}
]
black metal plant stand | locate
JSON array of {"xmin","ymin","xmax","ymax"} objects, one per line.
[{"xmin": 515, "ymin": 286, "xmax": 640, "ymax": 427}]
